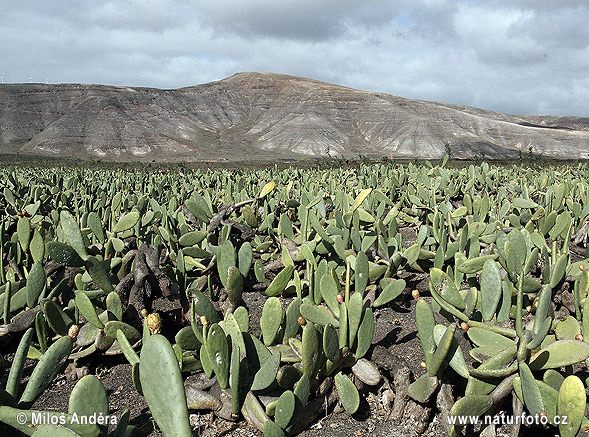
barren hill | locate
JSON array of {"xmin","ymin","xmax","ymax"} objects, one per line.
[{"xmin": 1, "ymin": 72, "xmax": 588, "ymax": 161}]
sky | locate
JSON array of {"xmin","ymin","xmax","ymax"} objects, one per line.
[{"xmin": 1, "ymin": 0, "xmax": 588, "ymax": 116}]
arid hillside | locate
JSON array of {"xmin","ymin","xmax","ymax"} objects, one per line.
[{"xmin": 1, "ymin": 72, "xmax": 588, "ymax": 161}]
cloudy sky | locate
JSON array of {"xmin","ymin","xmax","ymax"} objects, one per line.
[{"xmin": 1, "ymin": 0, "xmax": 588, "ymax": 116}]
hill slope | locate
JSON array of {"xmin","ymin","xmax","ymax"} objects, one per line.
[{"xmin": 1, "ymin": 72, "xmax": 588, "ymax": 161}]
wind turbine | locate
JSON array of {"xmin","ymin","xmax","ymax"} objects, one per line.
[{"xmin": 1, "ymin": 72, "xmax": 4, "ymax": 84}]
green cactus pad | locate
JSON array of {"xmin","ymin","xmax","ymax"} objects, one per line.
[
  {"xmin": 104, "ymin": 321, "xmax": 141, "ymax": 343},
  {"xmin": 68, "ymin": 375, "xmax": 108, "ymax": 420},
  {"xmin": 433, "ymin": 324, "xmax": 469, "ymax": 378},
  {"xmin": 60, "ymin": 211, "xmax": 88, "ymax": 259},
  {"xmin": 113, "ymin": 211, "xmax": 140, "ymax": 233},
  {"xmin": 260, "ymin": 297, "xmax": 283, "ymax": 346},
  {"xmin": 467, "ymin": 327, "xmax": 516, "ymax": 349},
  {"xmin": 43, "ymin": 300, "xmax": 73, "ymax": 336},
  {"xmin": 519, "ymin": 362, "xmax": 544, "ymax": 416},
  {"xmin": 139, "ymin": 334, "xmax": 191, "ymax": 437},
  {"xmin": 557, "ymin": 375, "xmax": 586, "ymax": 437},
  {"xmin": 206, "ymin": 323, "xmax": 230, "ymax": 389},
  {"xmin": 479, "ymin": 259, "xmax": 502, "ymax": 322},
  {"xmin": 274, "ymin": 390, "xmax": 296, "ymax": 429},
  {"xmin": 299, "ymin": 303, "xmax": 339, "ymax": 328},
  {"xmin": 334, "ymin": 372, "xmax": 360, "ymax": 414},
  {"xmin": 6, "ymin": 328, "xmax": 33, "ymax": 398},
  {"xmin": 408, "ymin": 374, "xmax": 439, "ymax": 403},
  {"xmin": 449, "ymin": 395, "xmax": 492, "ymax": 424},
  {"xmin": 26, "ymin": 263, "xmax": 46, "ymax": 308},
  {"xmin": 251, "ymin": 351, "xmax": 281, "ymax": 391},
  {"xmin": 264, "ymin": 266, "xmax": 295, "ymax": 297},
  {"xmin": 355, "ymin": 308, "xmax": 374, "ymax": 360},
  {"xmin": 530, "ymin": 340, "xmax": 589, "ymax": 370},
  {"xmin": 373, "ymin": 279, "xmax": 405, "ymax": 308},
  {"xmin": 302, "ymin": 322, "xmax": 320, "ymax": 378},
  {"xmin": 19, "ymin": 336, "xmax": 73, "ymax": 409},
  {"xmin": 74, "ymin": 291, "xmax": 104, "ymax": 329},
  {"xmin": 217, "ymin": 240, "xmax": 236, "ymax": 288},
  {"xmin": 555, "ymin": 316, "xmax": 581, "ymax": 340}
]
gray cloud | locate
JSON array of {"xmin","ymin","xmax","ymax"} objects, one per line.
[{"xmin": 0, "ymin": 0, "xmax": 588, "ymax": 116}]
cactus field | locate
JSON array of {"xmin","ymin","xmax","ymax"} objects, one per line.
[{"xmin": 2, "ymin": 159, "xmax": 589, "ymax": 436}]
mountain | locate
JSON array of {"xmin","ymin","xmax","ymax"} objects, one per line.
[{"xmin": 1, "ymin": 72, "xmax": 588, "ymax": 161}]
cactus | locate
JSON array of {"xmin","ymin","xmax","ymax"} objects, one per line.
[
  {"xmin": 206, "ymin": 323, "xmax": 230, "ymax": 389},
  {"xmin": 74, "ymin": 291, "xmax": 104, "ymax": 329},
  {"xmin": 217, "ymin": 240, "xmax": 236, "ymax": 288},
  {"xmin": 274, "ymin": 390, "xmax": 295, "ymax": 429},
  {"xmin": 139, "ymin": 334, "xmax": 191, "ymax": 436},
  {"xmin": 227, "ymin": 265, "xmax": 244, "ymax": 307},
  {"xmin": 557, "ymin": 375, "xmax": 586, "ymax": 437},
  {"xmin": 264, "ymin": 266, "xmax": 294, "ymax": 297},
  {"xmin": 260, "ymin": 297, "xmax": 283, "ymax": 346},
  {"xmin": 529, "ymin": 340, "xmax": 589, "ymax": 370},
  {"xmin": 25, "ymin": 263, "xmax": 46, "ymax": 309},
  {"xmin": 479, "ymin": 259, "xmax": 502, "ymax": 322},
  {"xmin": 251, "ymin": 351, "xmax": 281, "ymax": 391},
  {"xmin": 355, "ymin": 308, "xmax": 374, "ymax": 360},
  {"xmin": 301, "ymin": 322, "xmax": 320, "ymax": 378},
  {"xmin": 373, "ymin": 278, "xmax": 405, "ymax": 308},
  {"xmin": 334, "ymin": 371, "xmax": 359, "ymax": 414},
  {"xmin": 5, "ymin": 327, "xmax": 33, "ymax": 398},
  {"xmin": 299, "ymin": 303, "xmax": 338, "ymax": 327},
  {"xmin": 19, "ymin": 336, "xmax": 73, "ymax": 408},
  {"xmin": 323, "ymin": 323, "xmax": 340, "ymax": 362},
  {"xmin": 68, "ymin": 375, "xmax": 109, "ymax": 423}
]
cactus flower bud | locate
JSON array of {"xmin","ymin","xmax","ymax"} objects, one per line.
[
  {"xmin": 68, "ymin": 324, "xmax": 79, "ymax": 339},
  {"xmin": 460, "ymin": 322, "xmax": 469, "ymax": 332},
  {"xmin": 412, "ymin": 289, "xmax": 420, "ymax": 300},
  {"xmin": 576, "ymin": 334, "xmax": 583, "ymax": 341},
  {"xmin": 146, "ymin": 313, "xmax": 162, "ymax": 335},
  {"xmin": 140, "ymin": 309, "xmax": 148, "ymax": 318},
  {"xmin": 297, "ymin": 316, "xmax": 306, "ymax": 326},
  {"xmin": 581, "ymin": 265, "xmax": 585, "ymax": 272},
  {"xmin": 337, "ymin": 294, "xmax": 344, "ymax": 304},
  {"xmin": 420, "ymin": 361, "xmax": 427, "ymax": 368},
  {"xmin": 200, "ymin": 315, "xmax": 208, "ymax": 325}
]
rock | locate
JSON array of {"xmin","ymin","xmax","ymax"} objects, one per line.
[
  {"xmin": 241, "ymin": 391, "xmax": 269, "ymax": 433},
  {"xmin": 403, "ymin": 400, "xmax": 432, "ymax": 435},
  {"xmin": 64, "ymin": 363, "xmax": 89, "ymax": 381},
  {"xmin": 184, "ymin": 385, "xmax": 221, "ymax": 411},
  {"xmin": 390, "ymin": 366, "xmax": 411, "ymax": 422},
  {"xmin": 351, "ymin": 358, "xmax": 382, "ymax": 386},
  {"xmin": 185, "ymin": 373, "xmax": 217, "ymax": 391}
]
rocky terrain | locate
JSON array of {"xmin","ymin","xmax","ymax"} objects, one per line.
[{"xmin": 0, "ymin": 72, "xmax": 588, "ymax": 161}]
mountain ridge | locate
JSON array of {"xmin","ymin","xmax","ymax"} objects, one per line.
[{"xmin": 1, "ymin": 72, "xmax": 588, "ymax": 161}]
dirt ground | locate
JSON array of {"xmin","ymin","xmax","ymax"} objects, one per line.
[
  {"xmin": 3, "ymin": 289, "xmax": 573, "ymax": 437},
  {"xmin": 2, "ymin": 225, "xmax": 588, "ymax": 436}
]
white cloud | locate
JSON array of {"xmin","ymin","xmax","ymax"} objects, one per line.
[{"xmin": 0, "ymin": 0, "xmax": 588, "ymax": 116}]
